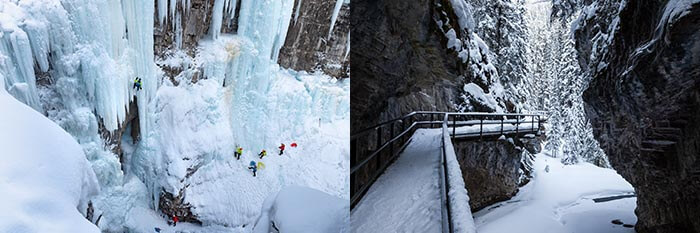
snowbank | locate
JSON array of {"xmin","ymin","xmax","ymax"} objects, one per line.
[
  {"xmin": 474, "ymin": 153, "xmax": 635, "ymax": 233},
  {"xmin": 0, "ymin": 74, "xmax": 100, "ymax": 233},
  {"xmin": 253, "ymin": 186, "xmax": 349, "ymax": 233}
]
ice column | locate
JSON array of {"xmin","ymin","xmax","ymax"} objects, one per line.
[
  {"xmin": 122, "ymin": 0, "xmax": 157, "ymax": 134},
  {"xmin": 224, "ymin": 0, "xmax": 295, "ymax": 151}
]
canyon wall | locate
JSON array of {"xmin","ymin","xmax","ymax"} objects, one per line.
[{"xmin": 580, "ymin": 1, "xmax": 700, "ymax": 232}]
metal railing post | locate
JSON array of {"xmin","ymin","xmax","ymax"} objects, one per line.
[
  {"xmin": 376, "ymin": 127, "xmax": 382, "ymax": 170},
  {"xmin": 452, "ymin": 115, "xmax": 457, "ymax": 139},
  {"xmin": 479, "ymin": 118, "xmax": 483, "ymax": 140},
  {"xmin": 537, "ymin": 115, "xmax": 542, "ymax": 135},
  {"xmin": 390, "ymin": 122, "xmax": 395, "ymax": 158},
  {"xmin": 531, "ymin": 115, "xmax": 535, "ymax": 132},
  {"xmin": 516, "ymin": 116, "xmax": 519, "ymax": 136},
  {"xmin": 500, "ymin": 116, "xmax": 504, "ymax": 135},
  {"xmin": 351, "ymin": 138, "xmax": 357, "ymax": 196}
]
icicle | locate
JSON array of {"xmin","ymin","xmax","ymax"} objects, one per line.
[
  {"xmin": 169, "ymin": 0, "xmax": 177, "ymax": 30},
  {"xmin": 344, "ymin": 31, "xmax": 350, "ymax": 60},
  {"xmin": 157, "ymin": 0, "xmax": 167, "ymax": 26},
  {"xmin": 328, "ymin": 0, "xmax": 344, "ymax": 40},
  {"xmin": 122, "ymin": 0, "xmax": 156, "ymax": 134},
  {"xmin": 210, "ymin": 0, "xmax": 225, "ymax": 40},
  {"xmin": 175, "ymin": 10, "xmax": 182, "ymax": 49},
  {"xmin": 226, "ymin": 0, "xmax": 238, "ymax": 18},
  {"xmin": 294, "ymin": 0, "xmax": 303, "ymax": 24}
]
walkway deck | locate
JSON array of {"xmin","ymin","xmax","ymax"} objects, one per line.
[{"xmin": 351, "ymin": 129, "xmax": 443, "ymax": 233}]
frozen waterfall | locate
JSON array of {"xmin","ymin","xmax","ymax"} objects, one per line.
[{"xmin": 0, "ymin": 0, "xmax": 348, "ymax": 231}]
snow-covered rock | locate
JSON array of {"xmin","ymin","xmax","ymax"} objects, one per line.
[{"xmin": 253, "ymin": 186, "xmax": 349, "ymax": 233}]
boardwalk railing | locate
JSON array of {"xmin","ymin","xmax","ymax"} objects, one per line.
[{"xmin": 350, "ymin": 111, "xmax": 544, "ymax": 233}]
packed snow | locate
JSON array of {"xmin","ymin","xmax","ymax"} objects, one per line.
[
  {"xmin": 351, "ymin": 129, "xmax": 444, "ymax": 233},
  {"xmin": 0, "ymin": 74, "xmax": 100, "ymax": 233},
  {"xmin": 352, "ymin": 128, "xmax": 475, "ymax": 233},
  {"xmin": 474, "ymin": 153, "xmax": 636, "ymax": 233},
  {"xmin": 442, "ymin": 126, "xmax": 477, "ymax": 233}
]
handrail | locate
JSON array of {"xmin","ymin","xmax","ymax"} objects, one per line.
[
  {"xmin": 352, "ymin": 111, "xmax": 541, "ymax": 138},
  {"xmin": 350, "ymin": 111, "xmax": 545, "ymax": 233},
  {"xmin": 440, "ymin": 113, "xmax": 452, "ymax": 233}
]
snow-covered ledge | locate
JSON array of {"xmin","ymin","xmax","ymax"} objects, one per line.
[{"xmin": 442, "ymin": 125, "xmax": 477, "ymax": 233}]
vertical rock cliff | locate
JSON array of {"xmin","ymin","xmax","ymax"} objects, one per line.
[
  {"xmin": 278, "ymin": 0, "xmax": 350, "ymax": 78},
  {"xmin": 580, "ymin": 1, "xmax": 700, "ymax": 232}
]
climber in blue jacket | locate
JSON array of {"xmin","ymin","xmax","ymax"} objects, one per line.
[{"xmin": 248, "ymin": 161, "xmax": 257, "ymax": 177}]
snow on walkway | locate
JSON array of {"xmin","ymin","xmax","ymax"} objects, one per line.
[
  {"xmin": 474, "ymin": 153, "xmax": 637, "ymax": 233},
  {"xmin": 351, "ymin": 129, "xmax": 443, "ymax": 233}
]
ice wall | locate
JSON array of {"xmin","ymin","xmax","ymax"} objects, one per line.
[
  {"xmin": 0, "ymin": 0, "xmax": 157, "ymax": 228},
  {"xmin": 2, "ymin": 0, "xmax": 349, "ymax": 229},
  {"xmin": 0, "ymin": 0, "xmax": 155, "ymax": 133}
]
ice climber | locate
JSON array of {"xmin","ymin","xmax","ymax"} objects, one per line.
[
  {"xmin": 278, "ymin": 143, "xmax": 285, "ymax": 155},
  {"xmin": 258, "ymin": 149, "xmax": 267, "ymax": 159},
  {"xmin": 172, "ymin": 215, "xmax": 179, "ymax": 226},
  {"xmin": 133, "ymin": 77, "xmax": 142, "ymax": 91},
  {"xmin": 154, "ymin": 227, "xmax": 161, "ymax": 233},
  {"xmin": 235, "ymin": 146, "xmax": 243, "ymax": 160},
  {"xmin": 249, "ymin": 160, "xmax": 258, "ymax": 177}
]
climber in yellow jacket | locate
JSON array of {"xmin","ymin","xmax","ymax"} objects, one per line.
[{"xmin": 234, "ymin": 146, "xmax": 243, "ymax": 160}]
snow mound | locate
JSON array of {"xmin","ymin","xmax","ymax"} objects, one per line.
[
  {"xmin": 0, "ymin": 74, "xmax": 100, "ymax": 233},
  {"xmin": 253, "ymin": 186, "xmax": 349, "ymax": 233},
  {"xmin": 474, "ymin": 153, "xmax": 635, "ymax": 233}
]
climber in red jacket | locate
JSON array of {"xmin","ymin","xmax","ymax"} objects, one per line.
[
  {"xmin": 279, "ymin": 143, "xmax": 285, "ymax": 155},
  {"xmin": 172, "ymin": 215, "xmax": 179, "ymax": 226}
]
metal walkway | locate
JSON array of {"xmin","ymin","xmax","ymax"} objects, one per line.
[{"xmin": 350, "ymin": 111, "xmax": 545, "ymax": 233}]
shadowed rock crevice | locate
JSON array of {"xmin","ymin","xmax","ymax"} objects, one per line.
[{"xmin": 98, "ymin": 98, "xmax": 140, "ymax": 169}]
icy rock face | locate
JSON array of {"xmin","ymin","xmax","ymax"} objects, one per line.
[
  {"xmin": 452, "ymin": 136, "xmax": 541, "ymax": 211},
  {"xmin": 132, "ymin": 0, "xmax": 350, "ymax": 228},
  {"xmin": 154, "ymin": 0, "xmax": 350, "ymax": 79},
  {"xmin": 580, "ymin": 1, "xmax": 700, "ymax": 232},
  {"xmin": 277, "ymin": 0, "xmax": 350, "ymax": 78}
]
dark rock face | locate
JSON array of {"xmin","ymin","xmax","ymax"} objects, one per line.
[
  {"xmin": 452, "ymin": 136, "xmax": 541, "ymax": 211},
  {"xmin": 581, "ymin": 1, "xmax": 700, "ymax": 232},
  {"xmin": 153, "ymin": 0, "xmax": 227, "ymax": 57},
  {"xmin": 351, "ymin": 0, "xmax": 466, "ymax": 131},
  {"xmin": 159, "ymin": 187, "xmax": 202, "ymax": 224},
  {"xmin": 278, "ymin": 0, "xmax": 350, "ymax": 78}
]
